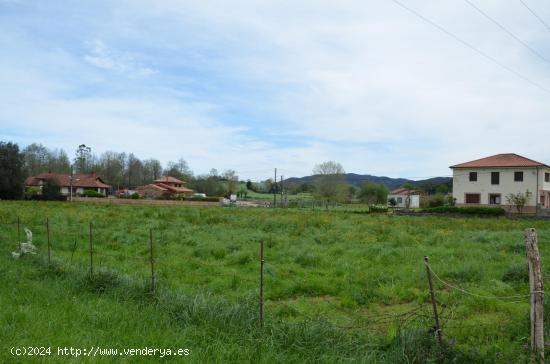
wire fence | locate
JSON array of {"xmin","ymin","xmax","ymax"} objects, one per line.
[{"xmin": 0, "ymin": 217, "xmax": 544, "ymax": 353}]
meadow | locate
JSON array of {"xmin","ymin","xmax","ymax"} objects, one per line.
[{"xmin": 1, "ymin": 201, "xmax": 549, "ymax": 363}]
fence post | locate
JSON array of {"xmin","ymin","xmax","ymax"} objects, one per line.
[
  {"xmin": 424, "ymin": 256, "xmax": 443, "ymax": 346},
  {"xmin": 259, "ymin": 240, "xmax": 264, "ymax": 328},
  {"xmin": 46, "ymin": 218, "xmax": 51, "ymax": 266},
  {"xmin": 17, "ymin": 216, "xmax": 21, "ymax": 252},
  {"xmin": 149, "ymin": 229, "xmax": 155, "ymax": 294},
  {"xmin": 525, "ymin": 228, "xmax": 544, "ymax": 364},
  {"xmin": 89, "ymin": 222, "xmax": 93, "ymax": 277}
]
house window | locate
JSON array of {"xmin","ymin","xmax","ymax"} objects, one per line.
[
  {"xmin": 465, "ymin": 193, "xmax": 481, "ymax": 204},
  {"xmin": 489, "ymin": 194, "xmax": 501, "ymax": 205},
  {"xmin": 514, "ymin": 171, "xmax": 523, "ymax": 182},
  {"xmin": 397, "ymin": 197, "xmax": 403, "ymax": 203},
  {"xmin": 491, "ymin": 172, "xmax": 500, "ymax": 185},
  {"xmin": 546, "ymin": 173, "xmax": 550, "ymax": 182},
  {"xmin": 469, "ymin": 172, "xmax": 477, "ymax": 182}
]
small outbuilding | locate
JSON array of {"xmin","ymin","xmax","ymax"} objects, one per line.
[{"xmin": 387, "ymin": 188, "xmax": 421, "ymax": 209}]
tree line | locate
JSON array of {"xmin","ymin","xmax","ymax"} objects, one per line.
[
  {"xmin": 0, "ymin": 141, "xmax": 240, "ymax": 199},
  {"xmin": 1, "ymin": 141, "xmax": 451, "ymax": 203}
]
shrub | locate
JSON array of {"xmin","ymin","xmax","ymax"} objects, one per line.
[
  {"xmin": 42, "ymin": 177, "xmax": 62, "ymax": 200},
  {"xmin": 24, "ymin": 186, "xmax": 42, "ymax": 200},
  {"xmin": 428, "ymin": 194, "xmax": 445, "ymax": 208},
  {"xmin": 420, "ymin": 206, "xmax": 505, "ymax": 216},
  {"xmin": 369, "ymin": 205, "xmax": 388, "ymax": 213},
  {"xmin": 130, "ymin": 192, "xmax": 140, "ymax": 199},
  {"xmin": 182, "ymin": 196, "xmax": 220, "ymax": 202},
  {"xmin": 82, "ymin": 189, "xmax": 104, "ymax": 198}
]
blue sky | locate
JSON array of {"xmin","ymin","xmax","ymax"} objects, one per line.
[{"xmin": 1, "ymin": 0, "xmax": 550, "ymax": 180}]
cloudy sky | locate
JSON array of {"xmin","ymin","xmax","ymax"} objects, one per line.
[{"xmin": 1, "ymin": 0, "xmax": 549, "ymax": 180}]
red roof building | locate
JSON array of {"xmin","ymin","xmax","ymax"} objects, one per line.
[
  {"xmin": 24, "ymin": 172, "xmax": 111, "ymax": 196},
  {"xmin": 450, "ymin": 153, "xmax": 550, "ymax": 213},
  {"xmin": 450, "ymin": 153, "xmax": 549, "ymax": 168},
  {"xmin": 136, "ymin": 176, "xmax": 193, "ymax": 199}
]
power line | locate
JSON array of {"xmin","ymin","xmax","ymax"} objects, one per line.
[
  {"xmin": 390, "ymin": 0, "xmax": 550, "ymax": 93},
  {"xmin": 519, "ymin": 0, "xmax": 550, "ymax": 32},
  {"xmin": 462, "ymin": 0, "xmax": 550, "ymax": 64}
]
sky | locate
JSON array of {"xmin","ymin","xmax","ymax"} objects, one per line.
[{"xmin": 1, "ymin": 0, "xmax": 549, "ymax": 181}]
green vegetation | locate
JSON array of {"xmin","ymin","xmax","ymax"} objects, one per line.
[
  {"xmin": 420, "ymin": 206, "xmax": 506, "ymax": 216},
  {"xmin": 82, "ymin": 189, "xmax": 105, "ymax": 198},
  {"xmin": 1, "ymin": 201, "xmax": 548, "ymax": 362}
]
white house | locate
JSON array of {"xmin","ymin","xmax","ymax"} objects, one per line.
[
  {"xmin": 450, "ymin": 153, "xmax": 550, "ymax": 214},
  {"xmin": 387, "ymin": 188, "xmax": 421, "ymax": 209}
]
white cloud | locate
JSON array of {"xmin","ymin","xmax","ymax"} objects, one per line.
[
  {"xmin": 83, "ymin": 39, "xmax": 158, "ymax": 76},
  {"xmin": 1, "ymin": 0, "xmax": 550, "ymax": 179}
]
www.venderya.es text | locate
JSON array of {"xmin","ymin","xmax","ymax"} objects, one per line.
[{"xmin": 11, "ymin": 346, "xmax": 191, "ymax": 358}]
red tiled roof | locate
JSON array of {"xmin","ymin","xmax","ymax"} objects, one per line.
[
  {"xmin": 155, "ymin": 183, "xmax": 193, "ymax": 193},
  {"xmin": 450, "ymin": 153, "xmax": 548, "ymax": 168},
  {"xmin": 389, "ymin": 188, "xmax": 419, "ymax": 195},
  {"xmin": 25, "ymin": 172, "xmax": 111, "ymax": 189},
  {"xmin": 136, "ymin": 184, "xmax": 167, "ymax": 192},
  {"xmin": 153, "ymin": 176, "xmax": 185, "ymax": 184},
  {"xmin": 136, "ymin": 183, "xmax": 193, "ymax": 194}
]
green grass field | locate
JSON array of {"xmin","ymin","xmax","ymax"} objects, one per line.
[{"xmin": 1, "ymin": 201, "xmax": 549, "ymax": 363}]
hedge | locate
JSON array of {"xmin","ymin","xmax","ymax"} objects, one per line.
[{"xmin": 420, "ymin": 206, "xmax": 505, "ymax": 216}]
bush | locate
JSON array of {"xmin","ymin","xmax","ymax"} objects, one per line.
[
  {"xmin": 420, "ymin": 206, "xmax": 505, "ymax": 216},
  {"xmin": 130, "ymin": 192, "xmax": 140, "ymax": 199},
  {"xmin": 182, "ymin": 196, "xmax": 220, "ymax": 202},
  {"xmin": 24, "ymin": 187, "xmax": 42, "ymax": 200},
  {"xmin": 369, "ymin": 205, "xmax": 388, "ymax": 213},
  {"xmin": 82, "ymin": 189, "xmax": 104, "ymax": 198},
  {"xmin": 42, "ymin": 177, "xmax": 62, "ymax": 200},
  {"xmin": 428, "ymin": 194, "xmax": 445, "ymax": 208}
]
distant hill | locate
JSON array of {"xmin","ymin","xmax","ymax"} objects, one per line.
[{"xmin": 284, "ymin": 173, "xmax": 451, "ymax": 190}]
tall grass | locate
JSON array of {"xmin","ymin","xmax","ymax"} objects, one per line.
[{"xmin": 1, "ymin": 200, "xmax": 546, "ymax": 362}]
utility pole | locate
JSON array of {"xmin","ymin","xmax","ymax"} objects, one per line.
[
  {"xmin": 280, "ymin": 176, "xmax": 284, "ymax": 207},
  {"xmin": 69, "ymin": 165, "xmax": 73, "ymax": 202},
  {"xmin": 273, "ymin": 168, "xmax": 277, "ymax": 208}
]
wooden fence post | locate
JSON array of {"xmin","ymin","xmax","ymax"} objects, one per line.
[
  {"xmin": 424, "ymin": 256, "xmax": 443, "ymax": 346},
  {"xmin": 89, "ymin": 222, "xmax": 93, "ymax": 277},
  {"xmin": 259, "ymin": 240, "xmax": 265, "ymax": 328},
  {"xmin": 46, "ymin": 218, "xmax": 51, "ymax": 266},
  {"xmin": 525, "ymin": 228, "xmax": 544, "ymax": 364},
  {"xmin": 149, "ymin": 229, "xmax": 155, "ymax": 294},
  {"xmin": 17, "ymin": 216, "xmax": 21, "ymax": 252}
]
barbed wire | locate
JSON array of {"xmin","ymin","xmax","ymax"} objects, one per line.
[{"xmin": 426, "ymin": 262, "xmax": 541, "ymax": 301}]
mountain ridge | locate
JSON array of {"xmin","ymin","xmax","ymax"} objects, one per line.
[{"xmin": 284, "ymin": 173, "xmax": 451, "ymax": 190}]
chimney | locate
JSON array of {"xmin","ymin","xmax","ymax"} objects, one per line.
[{"xmin": 91, "ymin": 171, "xmax": 96, "ymax": 177}]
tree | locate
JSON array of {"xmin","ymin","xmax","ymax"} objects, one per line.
[
  {"xmin": 402, "ymin": 182, "xmax": 415, "ymax": 209},
  {"xmin": 388, "ymin": 197, "xmax": 398, "ymax": 209},
  {"xmin": 126, "ymin": 153, "xmax": 144, "ymax": 188},
  {"xmin": 237, "ymin": 184, "xmax": 248, "ymax": 199},
  {"xmin": 312, "ymin": 161, "xmax": 347, "ymax": 204},
  {"xmin": 506, "ymin": 190, "xmax": 532, "ymax": 214},
  {"xmin": 23, "ymin": 144, "xmax": 71, "ymax": 176},
  {"xmin": 165, "ymin": 158, "xmax": 193, "ymax": 182},
  {"xmin": 190, "ymin": 173, "xmax": 226, "ymax": 197},
  {"xmin": 347, "ymin": 185, "xmax": 357, "ymax": 203},
  {"xmin": 143, "ymin": 158, "xmax": 163, "ymax": 182},
  {"xmin": 0, "ymin": 141, "xmax": 24, "ymax": 199},
  {"xmin": 97, "ymin": 151, "xmax": 126, "ymax": 188},
  {"xmin": 22, "ymin": 143, "xmax": 50, "ymax": 176},
  {"xmin": 74, "ymin": 144, "xmax": 92, "ymax": 173},
  {"xmin": 222, "ymin": 169, "xmax": 238, "ymax": 195},
  {"xmin": 358, "ymin": 182, "xmax": 388, "ymax": 204},
  {"xmin": 42, "ymin": 177, "xmax": 61, "ymax": 200}
]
